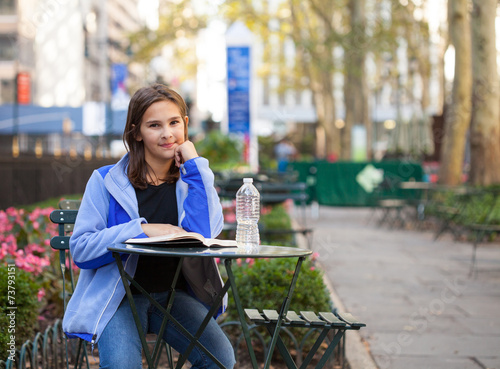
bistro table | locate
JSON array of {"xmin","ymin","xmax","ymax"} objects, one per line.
[
  {"xmin": 108, "ymin": 243, "xmax": 312, "ymax": 369},
  {"xmin": 398, "ymin": 181, "xmax": 435, "ymax": 221}
]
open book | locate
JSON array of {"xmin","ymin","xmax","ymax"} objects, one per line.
[{"xmin": 125, "ymin": 232, "xmax": 238, "ymax": 248}]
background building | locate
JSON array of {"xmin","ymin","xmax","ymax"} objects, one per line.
[
  {"xmin": 0, "ymin": 0, "xmax": 152, "ymax": 156},
  {"xmin": 0, "ymin": 0, "xmax": 148, "ymax": 107}
]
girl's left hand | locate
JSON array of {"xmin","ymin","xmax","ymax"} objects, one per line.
[{"xmin": 175, "ymin": 140, "xmax": 198, "ymax": 167}]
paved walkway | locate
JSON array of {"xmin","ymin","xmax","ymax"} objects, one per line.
[{"xmin": 307, "ymin": 206, "xmax": 500, "ymax": 369}]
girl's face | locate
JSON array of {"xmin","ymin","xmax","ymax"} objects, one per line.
[{"xmin": 135, "ymin": 100, "xmax": 188, "ymax": 168}]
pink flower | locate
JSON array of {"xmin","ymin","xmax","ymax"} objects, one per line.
[
  {"xmin": 14, "ymin": 250, "xmax": 50, "ymax": 275},
  {"xmin": 215, "ymin": 258, "xmax": 220, "ymax": 264},
  {"xmin": 311, "ymin": 252, "xmax": 320, "ymax": 261},
  {"xmin": 310, "ymin": 266, "xmax": 316, "ymax": 271},
  {"xmin": 2, "ymin": 237, "xmax": 18, "ymax": 255},
  {"xmin": 245, "ymin": 258, "xmax": 255, "ymax": 266},
  {"xmin": 6, "ymin": 207, "xmax": 17, "ymax": 217},
  {"xmin": 261, "ymin": 206, "xmax": 272, "ymax": 215},
  {"xmin": 29, "ymin": 208, "xmax": 41, "ymax": 221},
  {"xmin": 0, "ymin": 211, "xmax": 14, "ymax": 233},
  {"xmin": 37, "ymin": 288, "xmax": 46, "ymax": 302},
  {"xmin": 225, "ymin": 213, "xmax": 236, "ymax": 223},
  {"xmin": 15, "ymin": 251, "xmax": 30, "ymax": 271}
]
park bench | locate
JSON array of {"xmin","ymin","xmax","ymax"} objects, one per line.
[
  {"xmin": 426, "ymin": 186, "xmax": 469, "ymax": 240},
  {"xmin": 427, "ymin": 187, "xmax": 500, "ymax": 276},
  {"xmin": 461, "ymin": 188, "xmax": 500, "ymax": 276}
]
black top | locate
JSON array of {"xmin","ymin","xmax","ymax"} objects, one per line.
[{"xmin": 131, "ymin": 181, "xmax": 187, "ymax": 294}]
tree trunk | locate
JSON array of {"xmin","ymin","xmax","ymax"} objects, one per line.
[
  {"xmin": 343, "ymin": 0, "xmax": 370, "ymax": 160},
  {"xmin": 289, "ymin": 0, "xmax": 339, "ymax": 159},
  {"xmin": 310, "ymin": 63, "xmax": 339, "ymax": 158},
  {"xmin": 469, "ymin": 0, "xmax": 500, "ymax": 185},
  {"xmin": 438, "ymin": 0, "xmax": 472, "ymax": 186}
]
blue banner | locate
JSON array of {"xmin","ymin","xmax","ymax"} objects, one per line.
[
  {"xmin": 227, "ymin": 46, "xmax": 250, "ymax": 134},
  {"xmin": 111, "ymin": 64, "xmax": 128, "ymax": 96}
]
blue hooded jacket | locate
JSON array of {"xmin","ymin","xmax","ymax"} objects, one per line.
[{"xmin": 63, "ymin": 153, "xmax": 225, "ymax": 345}]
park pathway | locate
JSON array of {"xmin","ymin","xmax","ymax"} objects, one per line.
[{"xmin": 308, "ymin": 206, "xmax": 500, "ymax": 369}]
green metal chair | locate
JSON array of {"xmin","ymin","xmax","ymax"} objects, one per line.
[
  {"xmin": 50, "ymin": 200, "xmax": 176, "ymax": 368},
  {"xmin": 49, "ymin": 206, "xmax": 90, "ymax": 369}
]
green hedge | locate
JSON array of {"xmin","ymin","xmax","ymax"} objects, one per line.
[
  {"xmin": 224, "ymin": 257, "xmax": 331, "ymax": 317},
  {"xmin": 0, "ymin": 265, "xmax": 41, "ymax": 361}
]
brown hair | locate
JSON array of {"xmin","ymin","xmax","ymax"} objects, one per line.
[{"xmin": 123, "ymin": 84, "xmax": 188, "ymax": 189}]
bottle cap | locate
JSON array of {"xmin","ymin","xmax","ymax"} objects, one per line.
[{"xmin": 243, "ymin": 178, "xmax": 253, "ymax": 183}]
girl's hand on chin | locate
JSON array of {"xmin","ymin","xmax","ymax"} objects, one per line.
[{"xmin": 175, "ymin": 141, "xmax": 198, "ymax": 167}]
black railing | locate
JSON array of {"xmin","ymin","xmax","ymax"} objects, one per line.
[{"xmin": 1, "ymin": 318, "xmax": 346, "ymax": 368}]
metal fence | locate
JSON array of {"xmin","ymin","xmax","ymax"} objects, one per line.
[
  {"xmin": 0, "ymin": 319, "xmax": 70, "ymax": 369},
  {"xmin": 1, "ymin": 319, "xmax": 346, "ymax": 369},
  {"xmin": 0, "ymin": 155, "xmax": 116, "ymax": 210}
]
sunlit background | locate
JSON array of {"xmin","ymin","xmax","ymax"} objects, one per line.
[{"xmin": 0, "ymin": 0, "xmax": 498, "ymax": 167}]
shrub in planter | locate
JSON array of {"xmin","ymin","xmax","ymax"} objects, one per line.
[
  {"xmin": 223, "ymin": 256, "xmax": 331, "ymax": 321},
  {"xmin": 260, "ymin": 203, "xmax": 294, "ymax": 244},
  {"xmin": 220, "ymin": 202, "xmax": 296, "ymax": 245},
  {"xmin": 0, "ymin": 264, "xmax": 42, "ymax": 361},
  {"xmin": 219, "ymin": 255, "xmax": 332, "ymax": 354}
]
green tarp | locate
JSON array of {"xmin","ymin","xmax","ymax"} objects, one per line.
[{"xmin": 291, "ymin": 160, "xmax": 424, "ymax": 207}]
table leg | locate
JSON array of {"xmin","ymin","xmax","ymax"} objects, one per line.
[
  {"xmin": 113, "ymin": 252, "xmax": 155, "ymax": 368},
  {"xmin": 174, "ymin": 280, "xmax": 231, "ymax": 369},
  {"xmin": 113, "ymin": 253, "xmax": 229, "ymax": 369},
  {"xmin": 224, "ymin": 256, "xmax": 306, "ymax": 369},
  {"xmin": 224, "ymin": 259, "xmax": 259, "ymax": 369},
  {"xmin": 264, "ymin": 326, "xmax": 297, "ymax": 369},
  {"xmin": 152, "ymin": 257, "xmax": 184, "ymax": 367},
  {"xmin": 264, "ymin": 256, "xmax": 305, "ymax": 369}
]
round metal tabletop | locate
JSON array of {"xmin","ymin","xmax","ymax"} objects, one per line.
[{"xmin": 109, "ymin": 243, "xmax": 312, "ymax": 259}]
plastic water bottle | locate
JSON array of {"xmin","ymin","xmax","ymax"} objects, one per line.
[{"xmin": 235, "ymin": 178, "xmax": 260, "ymax": 250}]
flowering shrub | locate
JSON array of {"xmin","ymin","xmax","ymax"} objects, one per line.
[
  {"xmin": 0, "ymin": 206, "xmax": 63, "ymax": 317},
  {"xmin": 0, "ymin": 207, "xmax": 55, "ymax": 273}
]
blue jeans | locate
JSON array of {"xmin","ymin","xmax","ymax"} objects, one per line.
[{"xmin": 98, "ymin": 291, "xmax": 235, "ymax": 369}]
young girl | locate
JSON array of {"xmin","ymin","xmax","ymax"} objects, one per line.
[{"xmin": 63, "ymin": 84, "xmax": 235, "ymax": 369}]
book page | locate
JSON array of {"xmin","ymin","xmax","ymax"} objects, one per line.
[
  {"xmin": 125, "ymin": 232, "xmax": 237, "ymax": 248},
  {"xmin": 204, "ymin": 239, "xmax": 238, "ymax": 248},
  {"xmin": 125, "ymin": 232, "xmax": 204, "ymax": 245}
]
